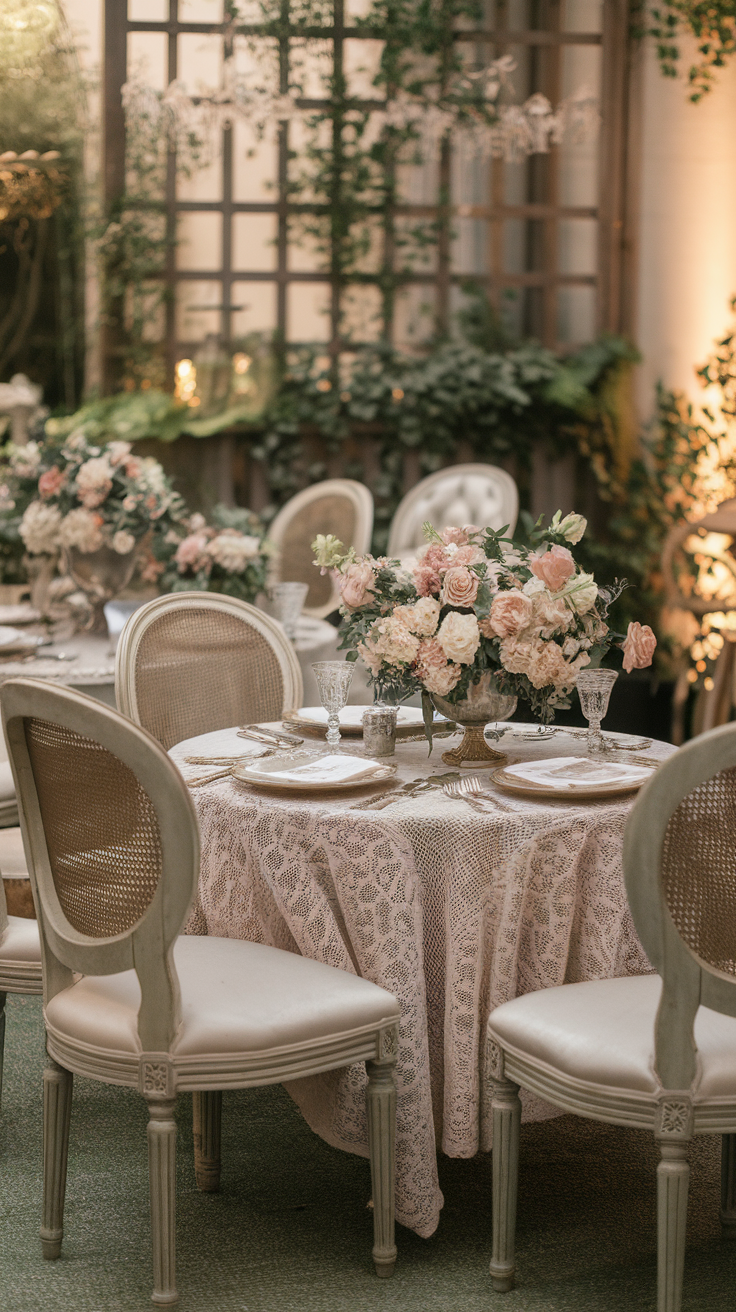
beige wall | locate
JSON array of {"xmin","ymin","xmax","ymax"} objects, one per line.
[{"xmin": 636, "ymin": 37, "xmax": 736, "ymax": 413}]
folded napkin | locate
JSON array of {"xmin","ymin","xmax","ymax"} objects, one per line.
[
  {"xmin": 504, "ymin": 756, "xmax": 650, "ymax": 789},
  {"xmin": 265, "ymin": 754, "xmax": 385, "ymax": 784}
]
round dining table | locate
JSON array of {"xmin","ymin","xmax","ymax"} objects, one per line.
[{"xmin": 170, "ymin": 721, "xmax": 676, "ymax": 1240}]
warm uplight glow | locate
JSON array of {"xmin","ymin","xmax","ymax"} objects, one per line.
[
  {"xmin": 233, "ymin": 353, "xmax": 251, "ymax": 375},
  {"xmin": 174, "ymin": 358, "xmax": 198, "ymax": 406}
]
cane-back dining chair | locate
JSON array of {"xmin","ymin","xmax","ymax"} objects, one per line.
[
  {"xmin": 387, "ymin": 463, "xmax": 518, "ymax": 559},
  {"xmin": 1, "ymin": 678, "xmax": 400, "ymax": 1305},
  {"xmin": 268, "ymin": 479, "xmax": 374, "ymax": 618},
  {"xmin": 487, "ymin": 722, "xmax": 736, "ymax": 1312},
  {"xmin": 0, "ymin": 827, "xmax": 41, "ymax": 1109},
  {"xmin": 115, "ymin": 591, "xmax": 303, "ymax": 752}
]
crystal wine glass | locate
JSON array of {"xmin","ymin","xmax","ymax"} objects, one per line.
[
  {"xmin": 271, "ymin": 581, "xmax": 309, "ymax": 642},
  {"xmin": 312, "ymin": 661, "xmax": 354, "ymax": 749},
  {"xmin": 576, "ymin": 669, "xmax": 618, "ymax": 756}
]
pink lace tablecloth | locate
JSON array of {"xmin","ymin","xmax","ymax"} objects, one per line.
[{"xmin": 170, "ymin": 724, "xmax": 676, "ymax": 1239}]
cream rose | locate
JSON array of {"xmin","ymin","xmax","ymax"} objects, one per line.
[
  {"xmin": 372, "ymin": 616, "xmax": 420, "ymax": 666},
  {"xmin": 531, "ymin": 593, "xmax": 571, "ymax": 639},
  {"xmin": 19, "ymin": 501, "xmax": 61, "ymax": 555},
  {"xmin": 112, "ymin": 530, "xmax": 136, "ymax": 555},
  {"xmin": 489, "ymin": 590, "xmax": 533, "ymax": 638},
  {"xmin": 441, "ymin": 565, "xmax": 479, "ymax": 608},
  {"xmin": 58, "ymin": 508, "xmax": 104, "ymax": 553},
  {"xmin": 75, "ymin": 456, "xmax": 114, "ymax": 509},
  {"xmin": 622, "ymin": 622, "xmax": 657, "ymax": 673},
  {"xmin": 437, "ymin": 611, "xmax": 480, "ymax": 664},
  {"xmin": 551, "ymin": 511, "xmax": 587, "ymax": 545}
]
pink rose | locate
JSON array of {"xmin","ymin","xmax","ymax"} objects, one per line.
[
  {"xmin": 489, "ymin": 590, "xmax": 533, "ymax": 638},
  {"xmin": 622, "ymin": 622, "xmax": 657, "ymax": 673},
  {"xmin": 339, "ymin": 559, "xmax": 375, "ymax": 610},
  {"xmin": 440, "ymin": 526, "xmax": 470, "ymax": 546},
  {"xmin": 175, "ymin": 531, "xmax": 209, "ymax": 572},
  {"xmin": 124, "ymin": 457, "xmax": 143, "ymax": 479},
  {"xmin": 450, "ymin": 544, "xmax": 486, "ymax": 568},
  {"xmin": 38, "ymin": 466, "xmax": 65, "ymax": 499},
  {"xmin": 530, "ymin": 545, "xmax": 576, "ymax": 593},
  {"xmin": 531, "ymin": 593, "xmax": 571, "ymax": 639},
  {"xmin": 415, "ymin": 638, "xmax": 462, "ymax": 697},
  {"xmin": 442, "ymin": 565, "xmax": 479, "ymax": 608}
]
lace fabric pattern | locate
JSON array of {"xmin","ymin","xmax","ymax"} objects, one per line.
[{"xmin": 173, "ymin": 727, "xmax": 675, "ymax": 1238}]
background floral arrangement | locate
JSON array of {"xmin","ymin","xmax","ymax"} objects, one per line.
[
  {"xmin": 314, "ymin": 512, "xmax": 657, "ymax": 725},
  {"xmin": 154, "ymin": 503, "xmax": 271, "ymax": 604},
  {"xmin": 0, "ymin": 430, "xmax": 186, "ymax": 568}
]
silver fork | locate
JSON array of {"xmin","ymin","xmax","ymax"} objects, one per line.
[{"xmin": 442, "ymin": 776, "xmax": 515, "ymax": 812}]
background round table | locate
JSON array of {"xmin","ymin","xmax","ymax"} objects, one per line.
[{"xmin": 173, "ymin": 723, "xmax": 675, "ymax": 1239}]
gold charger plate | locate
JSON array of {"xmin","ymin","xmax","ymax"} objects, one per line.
[
  {"xmin": 491, "ymin": 764, "xmax": 652, "ymax": 800},
  {"xmin": 232, "ymin": 752, "xmax": 398, "ymax": 793}
]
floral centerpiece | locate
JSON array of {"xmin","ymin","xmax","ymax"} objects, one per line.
[
  {"xmin": 0, "ymin": 431, "xmax": 186, "ymax": 630},
  {"xmin": 154, "ymin": 504, "xmax": 272, "ymax": 604},
  {"xmin": 313, "ymin": 511, "xmax": 657, "ymax": 761}
]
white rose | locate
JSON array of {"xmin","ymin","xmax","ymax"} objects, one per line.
[
  {"xmin": 58, "ymin": 508, "xmax": 104, "ymax": 553},
  {"xmin": 551, "ymin": 510, "xmax": 587, "ymax": 545},
  {"xmin": 112, "ymin": 530, "xmax": 136, "ymax": 555},
  {"xmin": 561, "ymin": 572, "xmax": 598, "ymax": 615},
  {"xmin": 437, "ymin": 611, "xmax": 480, "ymax": 665}
]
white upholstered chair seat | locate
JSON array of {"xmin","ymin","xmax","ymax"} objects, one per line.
[
  {"xmin": 0, "ymin": 760, "xmax": 19, "ymax": 826},
  {"xmin": 0, "ymin": 914, "xmax": 41, "ymax": 994},
  {"xmin": 490, "ymin": 975, "xmax": 736, "ymax": 1111},
  {"xmin": 387, "ymin": 463, "xmax": 519, "ymax": 557},
  {"xmin": 45, "ymin": 936, "xmax": 399, "ymax": 1085}
]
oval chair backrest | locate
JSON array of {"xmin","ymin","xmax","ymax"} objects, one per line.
[
  {"xmin": 0, "ymin": 679, "xmax": 199, "ymax": 1053},
  {"xmin": 624, "ymin": 722, "xmax": 736, "ymax": 1091},
  {"xmin": 387, "ymin": 464, "xmax": 519, "ymax": 558},
  {"xmin": 116, "ymin": 592, "xmax": 303, "ymax": 750},
  {"xmin": 268, "ymin": 480, "xmax": 374, "ymax": 618}
]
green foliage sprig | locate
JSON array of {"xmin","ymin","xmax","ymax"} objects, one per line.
[{"xmin": 643, "ymin": 1, "xmax": 736, "ymax": 100}]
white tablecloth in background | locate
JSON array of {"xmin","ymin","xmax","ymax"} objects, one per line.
[{"xmin": 171, "ymin": 723, "xmax": 676, "ymax": 1239}]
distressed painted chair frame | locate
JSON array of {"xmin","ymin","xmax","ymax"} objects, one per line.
[
  {"xmin": 267, "ymin": 479, "xmax": 374, "ymax": 618},
  {"xmin": 1, "ymin": 679, "xmax": 399, "ymax": 1305},
  {"xmin": 386, "ymin": 463, "xmax": 519, "ymax": 558},
  {"xmin": 488, "ymin": 722, "xmax": 736, "ymax": 1312},
  {"xmin": 115, "ymin": 590, "xmax": 304, "ymax": 732}
]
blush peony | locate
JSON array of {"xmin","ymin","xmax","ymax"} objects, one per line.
[
  {"xmin": 622, "ymin": 622, "xmax": 657, "ymax": 673},
  {"xmin": 442, "ymin": 565, "xmax": 479, "ymax": 608},
  {"xmin": 38, "ymin": 466, "xmax": 66, "ymax": 499},
  {"xmin": 339, "ymin": 559, "xmax": 376, "ymax": 609},
  {"xmin": 529, "ymin": 545, "xmax": 576, "ymax": 593},
  {"xmin": 489, "ymin": 590, "xmax": 533, "ymax": 638},
  {"xmin": 175, "ymin": 531, "xmax": 209, "ymax": 572},
  {"xmin": 75, "ymin": 457, "xmax": 114, "ymax": 509},
  {"xmin": 371, "ymin": 616, "xmax": 420, "ymax": 665},
  {"xmin": 437, "ymin": 611, "xmax": 480, "ymax": 664}
]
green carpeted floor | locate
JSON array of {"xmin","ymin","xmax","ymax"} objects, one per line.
[{"xmin": 2, "ymin": 994, "xmax": 736, "ymax": 1312}]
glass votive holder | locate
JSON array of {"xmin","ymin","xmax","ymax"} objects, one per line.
[
  {"xmin": 362, "ymin": 706, "xmax": 398, "ymax": 757},
  {"xmin": 271, "ymin": 581, "xmax": 309, "ymax": 642}
]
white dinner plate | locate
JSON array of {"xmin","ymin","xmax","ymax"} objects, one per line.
[
  {"xmin": 284, "ymin": 706, "xmax": 452, "ymax": 737},
  {"xmin": 492, "ymin": 758, "xmax": 653, "ymax": 799},
  {"xmin": 232, "ymin": 752, "xmax": 397, "ymax": 792},
  {"xmin": 0, "ymin": 625, "xmax": 45, "ymax": 654}
]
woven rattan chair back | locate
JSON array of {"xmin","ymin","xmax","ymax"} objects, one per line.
[
  {"xmin": 115, "ymin": 592, "xmax": 303, "ymax": 750},
  {"xmin": 268, "ymin": 480, "xmax": 374, "ymax": 618},
  {"xmin": 1, "ymin": 679, "xmax": 199, "ymax": 1051},
  {"xmin": 624, "ymin": 724, "xmax": 736, "ymax": 1090}
]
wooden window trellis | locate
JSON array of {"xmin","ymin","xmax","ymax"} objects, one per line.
[{"xmin": 103, "ymin": 0, "xmax": 632, "ymax": 388}]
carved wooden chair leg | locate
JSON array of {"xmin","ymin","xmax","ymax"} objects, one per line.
[
  {"xmin": 490, "ymin": 1075, "xmax": 521, "ymax": 1293},
  {"xmin": 193, "ymin": 1091, "xmax": 222, "ymax": 1192},
  {"xmin": 657, "ymin": 1139, "xmax": 690, "ymax": 1312},
  {"xmin": 147, "ymin": 1095, "xmax": 178, "ymax": 1306},
  {"xmin": 0, "ymin": 990, "xmax": 6, "ymax": 1111},
  {"xmin": 41, "ymin": 1054, "xmax": 73, "ymax": 1260},
  {"xmin": 366, "ymin": 1045, "xmax": 397, "ymax": 1278},
  {"xmin": 721, "ymin": 1135, "xmax": 736, "ymax": 1238}
]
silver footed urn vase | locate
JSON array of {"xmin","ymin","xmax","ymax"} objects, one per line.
[
  {"xmin": 65, "ymin": 543, "xmax": 139, "ymax": 636},
  {"xmin": 430, "ymin": 671, "xmax": 517, "ymax": 767}
]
